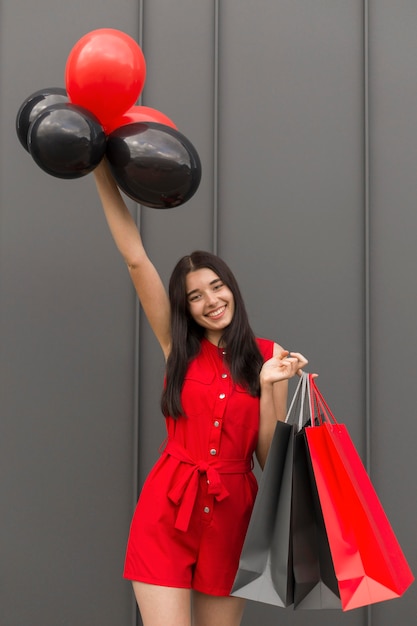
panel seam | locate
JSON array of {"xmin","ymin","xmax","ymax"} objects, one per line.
[
  {"xmin": 364, "ymin": 0, "xmax": 371, "ymax": 476},
  {"xmin": 131, "ymin": 3, "xmax": 145, "ymax": 626},
  {"xmin": 364, "ymin": 2, "xmax": 372, "ymax": 624},
  {"xmin": 213, "ymin": 0, "xmax": 220, "ymax": 255}
]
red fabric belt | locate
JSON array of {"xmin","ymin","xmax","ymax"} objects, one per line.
[{"xmin": 164, "ymin": 439, "xmax": 252, "ymax": 532}]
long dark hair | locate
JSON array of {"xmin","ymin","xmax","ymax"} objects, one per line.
[{"xmin": 161, "ymin": 251, "xmax": 264, "ymax": 418}]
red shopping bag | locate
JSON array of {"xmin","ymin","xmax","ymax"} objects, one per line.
[{"xmin": 305, "ymin": 376, "xmax": 414, "ymax": 611}]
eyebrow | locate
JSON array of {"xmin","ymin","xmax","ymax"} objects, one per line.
[{"xmin": 186, "ymin": 278, "xmax": 223, "ymax": 298}]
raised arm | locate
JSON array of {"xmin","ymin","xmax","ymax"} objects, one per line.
[{"xmin": 93, "ymin": 160, "xmax": 171, "ymax": 358}]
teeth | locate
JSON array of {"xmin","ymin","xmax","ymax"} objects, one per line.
[{"xmin": 207, "ymin": 306, "xmax": 225, "ymax": 318}]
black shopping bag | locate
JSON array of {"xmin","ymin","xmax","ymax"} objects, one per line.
[
  {"xmin": 231, "ymin": 375, "xmax": 309, "ymax": 606},
  {"xmin": 292, "ymin": 426, "xmax": 341, "ymax": 609}
]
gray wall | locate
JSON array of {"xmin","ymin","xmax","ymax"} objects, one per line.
[{"xmin": 1, "ymin": 1, "xmax": 415, "ymax": 625}]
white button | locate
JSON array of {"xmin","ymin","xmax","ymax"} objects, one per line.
[
  {"xmin": 204, "ymin": 506, "xmax": 210, "ymax": 514},
  {"xmin": 219, "ymin": 393, "xmax": 226, "ymax": 399},
  {"xmin": 221, "ymin": 373, "xmax": 228, "ymax": 379},
  {"xmin": 210, "ymin": 448, "xmax": 217, "ymax": 456},
  {"xmin": 213, "ymin": 420, "xmax": 220, "ymax": 427}
]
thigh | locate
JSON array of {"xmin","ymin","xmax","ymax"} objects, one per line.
[
  {"xmin": 191, "ymin": 591, "xmax": 246, "ymax": 626},
  {"xmin": 132, "ymin": 582, "xmax": 192, "ymax": 626}
]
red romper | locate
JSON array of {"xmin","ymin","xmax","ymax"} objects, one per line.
[{"xmin": 124, "ymin": 337, "xmax": 274, "ymax": 596}]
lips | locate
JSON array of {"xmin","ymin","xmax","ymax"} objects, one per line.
[{"xmin": 206, "ymin": 305, "xmax": 226, "ymax": 319}]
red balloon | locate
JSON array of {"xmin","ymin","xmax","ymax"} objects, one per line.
[
  {"xmin": 105, "ymin": 105, "xmax": 177, "ymax": 134},
  {"xmin": 65, "ymin": 29, "xmax": 146, "ymax": 126}
]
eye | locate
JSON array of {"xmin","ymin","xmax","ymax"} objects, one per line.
[
  {"xmin": 213, "ymin": 282, "xmax": 224, "ymax": 291},
  {"xmin": 188, "ymin": 293, "xmax": 201, "ymax": 303}
]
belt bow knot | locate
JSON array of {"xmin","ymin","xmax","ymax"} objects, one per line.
[{"xmin": 164, "ymin": 439, "xmax": 251, "ymax": 532}]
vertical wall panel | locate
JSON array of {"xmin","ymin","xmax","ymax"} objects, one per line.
[
  {"xmin": 218, "ymin": 5, "xmax": 367, "ymax": 626},
  {"xmin": 369, "ymin": 2, "xmax": 417, "ymax": 624},
  {"xmin": 0, "ymin": 3, "xmax": 141, "ymax": 625}
]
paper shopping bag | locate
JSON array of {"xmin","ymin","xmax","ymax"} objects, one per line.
[
  {"xmin": 231, "ymin": 375, "xmax": 310, "ymax": 606},
  {"xmin": 291, "ymin": 427, "xmax": 341, "ymax": 609},
  {"xmin": 231, "ymin": 420, "xmax": 294, "ymax": 605},
  {"xmin": 305, "ymin": 378, "xmax": 414, "ymax": 611}
]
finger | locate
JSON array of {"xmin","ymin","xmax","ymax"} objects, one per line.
[
  {"xmin": 289, "ymin": 351, "xmax": 308, "ymax": 362},
  {"xmin": 277, "ymin": 349, "xmax": 290, "ymax": 359},
  {"xmin": 281, "ymin": 357, "xmax": 298, "ymax": 367}
]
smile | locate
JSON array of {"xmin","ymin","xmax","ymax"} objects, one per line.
[{"xmin": 206, "ymin": 306, "xmax": 226, "ymax": 319}]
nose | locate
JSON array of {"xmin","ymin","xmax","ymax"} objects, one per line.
[{"xmin": 205, "ymin": 292, "xmax": 218, "ymax": 306}]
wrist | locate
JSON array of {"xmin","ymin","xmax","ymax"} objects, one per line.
[{"xmin": 259, "ymin": 375, "xmax": 274, "ymax": 391}]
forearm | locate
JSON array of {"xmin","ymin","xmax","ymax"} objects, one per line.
[
  {"xmin": 256, "ymin": 380, "xmax": 288, "ymax": 469},
  {"xmin": 93, "ymin": 160, "xmax": 171, "ymax": 355},
  {"xmin": 93, "ymin": 160, "xmax": 146, "ymax": 266}
]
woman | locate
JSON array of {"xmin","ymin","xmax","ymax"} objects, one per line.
[{"xmin": 93, "ymin": 160, "xmax": 308, "ymax": 626}]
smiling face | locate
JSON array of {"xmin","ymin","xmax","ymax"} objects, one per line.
[{"xmin": 185, "ymin": 267, "xmax": 235, "ymax": 345}]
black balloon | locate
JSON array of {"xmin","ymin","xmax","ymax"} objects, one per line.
[
  {"xmin": 28, "ymin": 103, "xmax": 106, "ymax": 179},
  {"xmin": 16, "ymin": 87, "xmax": 69, "ymax": 151},
  {"xmin": 106, "ymin": 122, "xmax": 202, "ymax": 208}
]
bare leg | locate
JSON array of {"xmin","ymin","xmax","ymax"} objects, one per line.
[
  {"xmin": 132, "ymin": 582, "xmax": 192, "ymax": 626},
  {"xmin": 192, "ymin": 591, "xmax": 246, "ymax": 626}
]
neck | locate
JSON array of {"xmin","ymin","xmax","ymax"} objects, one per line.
[{"xmin": 204, "ymin": 330, "xmax": 224, "ymax": 347}]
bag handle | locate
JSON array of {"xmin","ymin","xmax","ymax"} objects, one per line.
[
  {"xmin": 285, "ymin": 372, "xmax": 312, "ymax": 430},
  {"xmin": 308, "ymin": 375, "xmax": 338, "ymax": 427}
]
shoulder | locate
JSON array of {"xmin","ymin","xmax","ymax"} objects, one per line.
[
  {"xmin": 256, "ymin": 337, "xmax": 286, "ymax": 360},
  {"xmin": 256, "ymin": 337, "xmax": 277, "ymax": 360}
]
